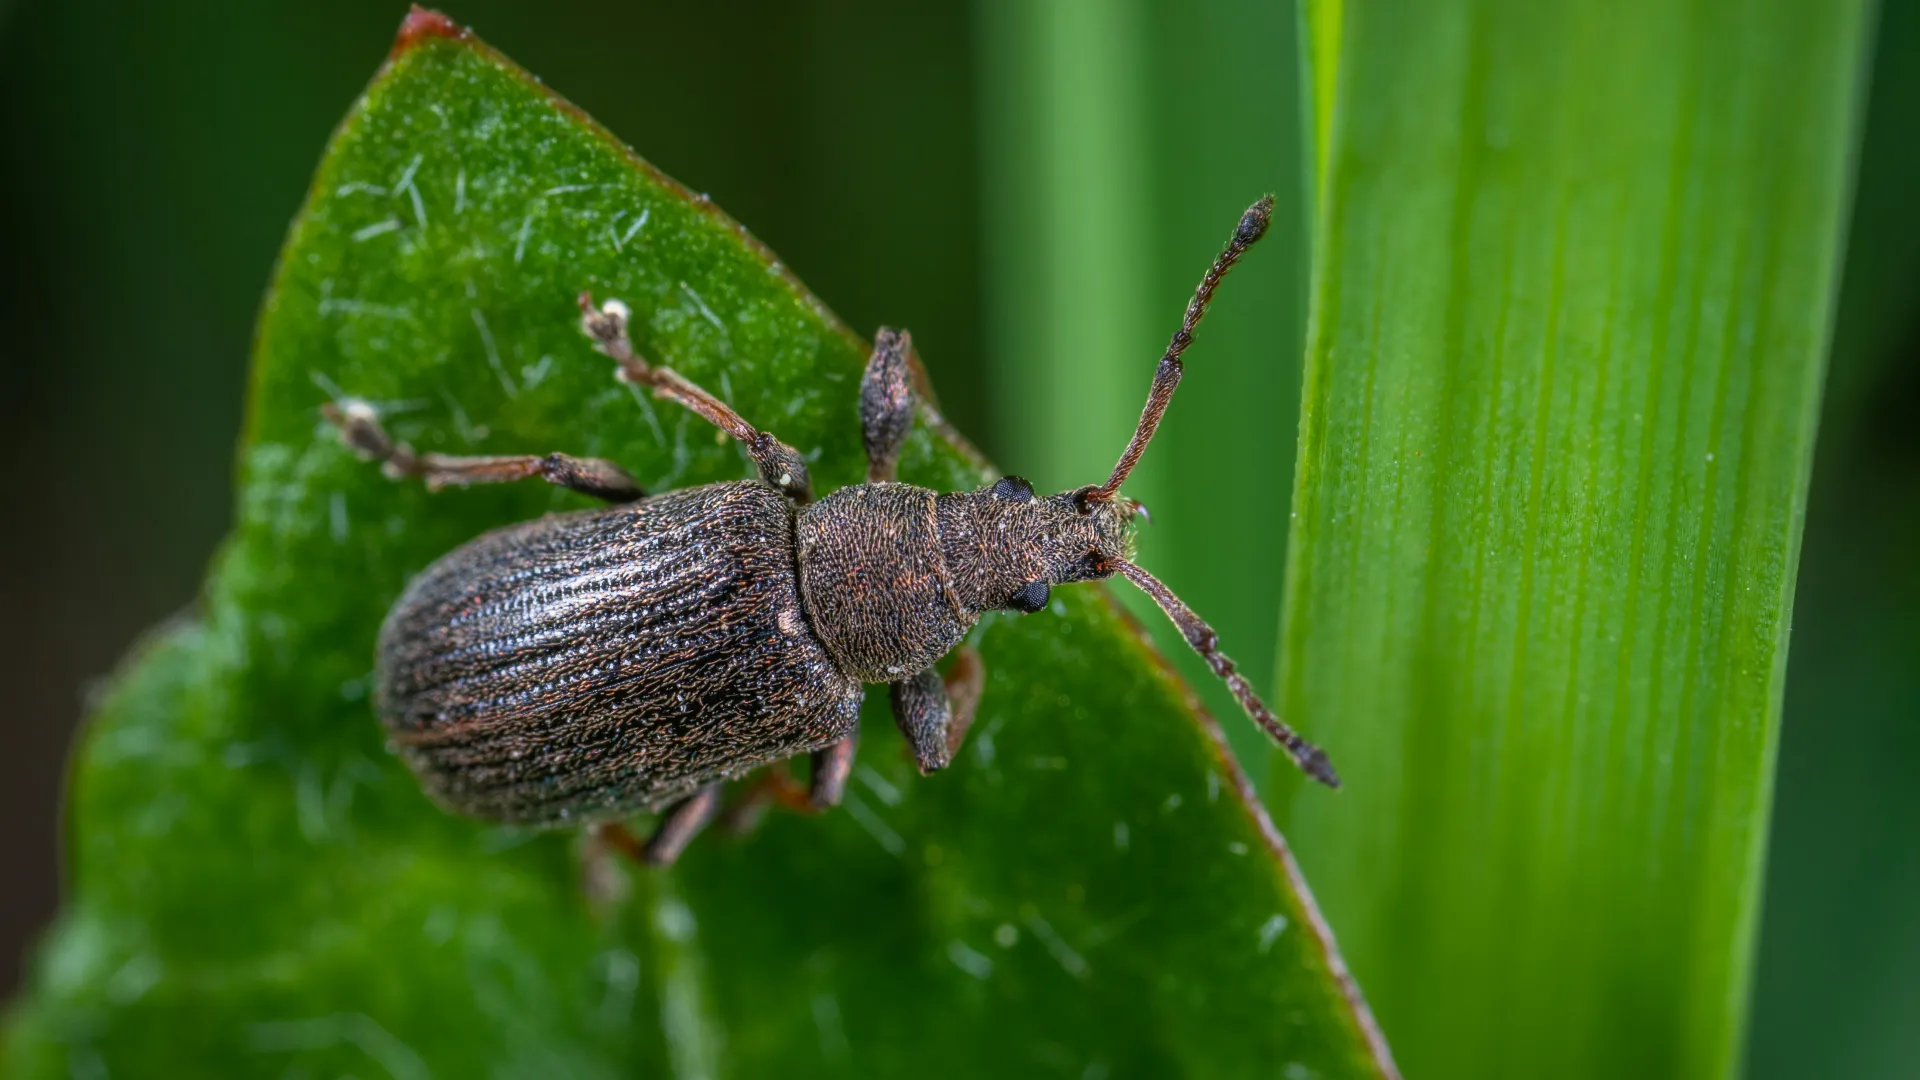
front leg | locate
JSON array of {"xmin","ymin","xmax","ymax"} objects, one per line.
[
  {"xmin": 580, "ymin": 293, "xmax": 813, "ymax": 503},
  {"xmin": 889, "ymin": 647, "xmax": 985, "ymax": 774}
]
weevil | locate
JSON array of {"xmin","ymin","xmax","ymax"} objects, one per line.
[{"xmin": 324, "ymin": 196, "xmax": 1337, "ymax": 866}]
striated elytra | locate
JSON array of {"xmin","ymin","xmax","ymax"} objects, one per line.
[{"xmin": 326, "ymin": 196, "xmax": 1337, "ymax": 866}]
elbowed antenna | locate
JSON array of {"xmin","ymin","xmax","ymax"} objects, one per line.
[
  {"xmin": 1090, "ymin": 196, "xmax": 1275, "ymax": 504},
  {"xmin": 1114, "ymin": 559, "xmax": 1339, "ymax": 788}
]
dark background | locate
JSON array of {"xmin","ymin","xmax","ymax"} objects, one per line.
[{"xmin": 1, "ymin": 3, "xmax": 1913, "ymax": 1076}]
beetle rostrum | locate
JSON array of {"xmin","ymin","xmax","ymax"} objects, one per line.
[{"xmin": 324, "ymin": 195, "xmax": 1336, "ymax": 867}]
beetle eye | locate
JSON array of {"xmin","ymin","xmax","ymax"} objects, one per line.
[
  {"xmin": 990, "ymin": 475, "xmax": 1035, "ymax": 503},
  {"xmin": 1007, "ymin": 579, "xmax": 1051, "ymax": 614}
]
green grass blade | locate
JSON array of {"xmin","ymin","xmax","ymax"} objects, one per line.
[
  {"xmin": 1301, "ymin": 0, "xmax": 1342, "ymax": 197},
  {"xmin": 1272, "ymin": 2, "xmax": 1870, "ymax": 1077},
  {"xmin": 2, "ymin": 12, "xmax": 1393, "ymax": 1077}
]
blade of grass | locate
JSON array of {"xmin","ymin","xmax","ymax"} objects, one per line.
[
  {"xmin": 1274, "ymin": 2, "xmax": 1869, "ymax": 1077},
  {"xmin": 1301, "ymin": 0, "xmax": 1341, "ymax": 201}
]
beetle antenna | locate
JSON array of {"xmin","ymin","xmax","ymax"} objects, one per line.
[
  {"xmin": 1092, "ymin": 196, "xmax": 1274, "ymax": 503},
  {"xmin": 1112, "ymin": 558, "xmax": 1339, "ymax": 787}
]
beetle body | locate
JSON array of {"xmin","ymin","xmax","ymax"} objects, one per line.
[
  {"xmin": 331, "ymin": 197, "xmax": 1336, "ymax": 864},
  {"xmin": 378, "ymin": 482, "xmax": 859, "ymax": 822},
  {"xmin": 377, "ymin": 475, "xmax": 1130, "ymax": 825}
]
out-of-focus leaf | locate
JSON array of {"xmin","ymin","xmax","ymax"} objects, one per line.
[
  {"xmin": 1272, "ymin": 2, "xmax": 1868, "ymax": 1078},
  {"xmin": 2, "ymin": 11, "xmax": 1392, "ymax": 1078}
]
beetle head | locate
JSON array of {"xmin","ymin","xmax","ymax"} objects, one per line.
[{"xmin": 955, "ymin": 195, "xmax": 1340, "ymax": 788}]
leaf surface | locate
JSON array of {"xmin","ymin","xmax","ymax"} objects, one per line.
[{"xmin": 3, "ymin": 13, "xmax": 1391, "ymax": 1078}]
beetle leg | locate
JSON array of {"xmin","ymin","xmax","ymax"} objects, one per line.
[
  {"xmin": 808, "ymin": 730, "xmax": 860, "ymax": 809},
  {"xmin": 718, "ymin": 764, "xmax": 815, "ymax": 834},
  {"xmin": 859, "ymin": 328, "xmax": 914, "ymax": 482},
  {"xmin": 888, "ymin": 646, "xmax": 985, "ymax": 774},
  {"xmin": 587, "ymin": 819, "xmax": 650, "ymax": 862},
  {"xmin": 578, "ymin": 822, "xmax": 645, "ymax": 906},
  {"xmin": 580, "ymin": 293, "xmax": 813, "ymax": 504},
  {"xmin": 641, "ymin": 784, "xmax": 724, "ymax": 867},
  {"xmin": 719, "ymin": 731, "xmax": 859, "ymax": 833},
  {"xmin": 322, "ymin": 399, "xmax": 645, "ymax": 503}
]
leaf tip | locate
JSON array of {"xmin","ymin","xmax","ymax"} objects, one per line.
[{"xmin": 391, "ymin": 6, "xmax": 468, "ymax": 60}]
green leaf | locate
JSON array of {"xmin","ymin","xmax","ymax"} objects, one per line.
[
  {"xmin": 1272, "ymin": 2, "xmax": 1869, "ymax": 1078},
  {"xmin": 3, "ymin": 13, "xmax": 1392, "ymax": 1078}
]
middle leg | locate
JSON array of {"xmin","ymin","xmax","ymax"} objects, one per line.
[{"xmin": 323, "ymin": 399, "xmax": 644, "ymax": 503}]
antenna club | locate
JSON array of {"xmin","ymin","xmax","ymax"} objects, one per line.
[
  {"xmin": 1296, "ymin": 743, "xmax": 1342, "ymax": 789},
  {"xmin": 1236, "ymin": 195, "xmax": 1275, "ymax": 246}
]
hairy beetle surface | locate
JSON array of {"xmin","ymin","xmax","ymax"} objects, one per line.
[{"xmin": 328, "ymin": 197, "xmax": 1336, "ymax": 866}]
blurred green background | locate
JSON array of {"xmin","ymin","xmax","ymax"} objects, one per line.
[{"xmin": 0, "ymin": 2, "xmax": 1910, "ymax": 1076}]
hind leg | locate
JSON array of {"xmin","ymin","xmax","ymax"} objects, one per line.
[
  {"xmin": 578, "ymin": 789, "xmax": 721, "ymax": 888},
  {"xmin": 592, "ymin": 772, "xmax": 795, "ymax": 871},
  {"xmin": 719, "ymin": 728, "xmax": 861, "ymax": 835},
  {"xmin": 639, "ymin": 784, "xmax": 724, "ymax": 867}
]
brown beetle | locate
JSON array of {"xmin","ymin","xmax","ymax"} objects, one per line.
[{"xmin": 325, "ymin": 196, "xmax": 1335, "ymax": 866}]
